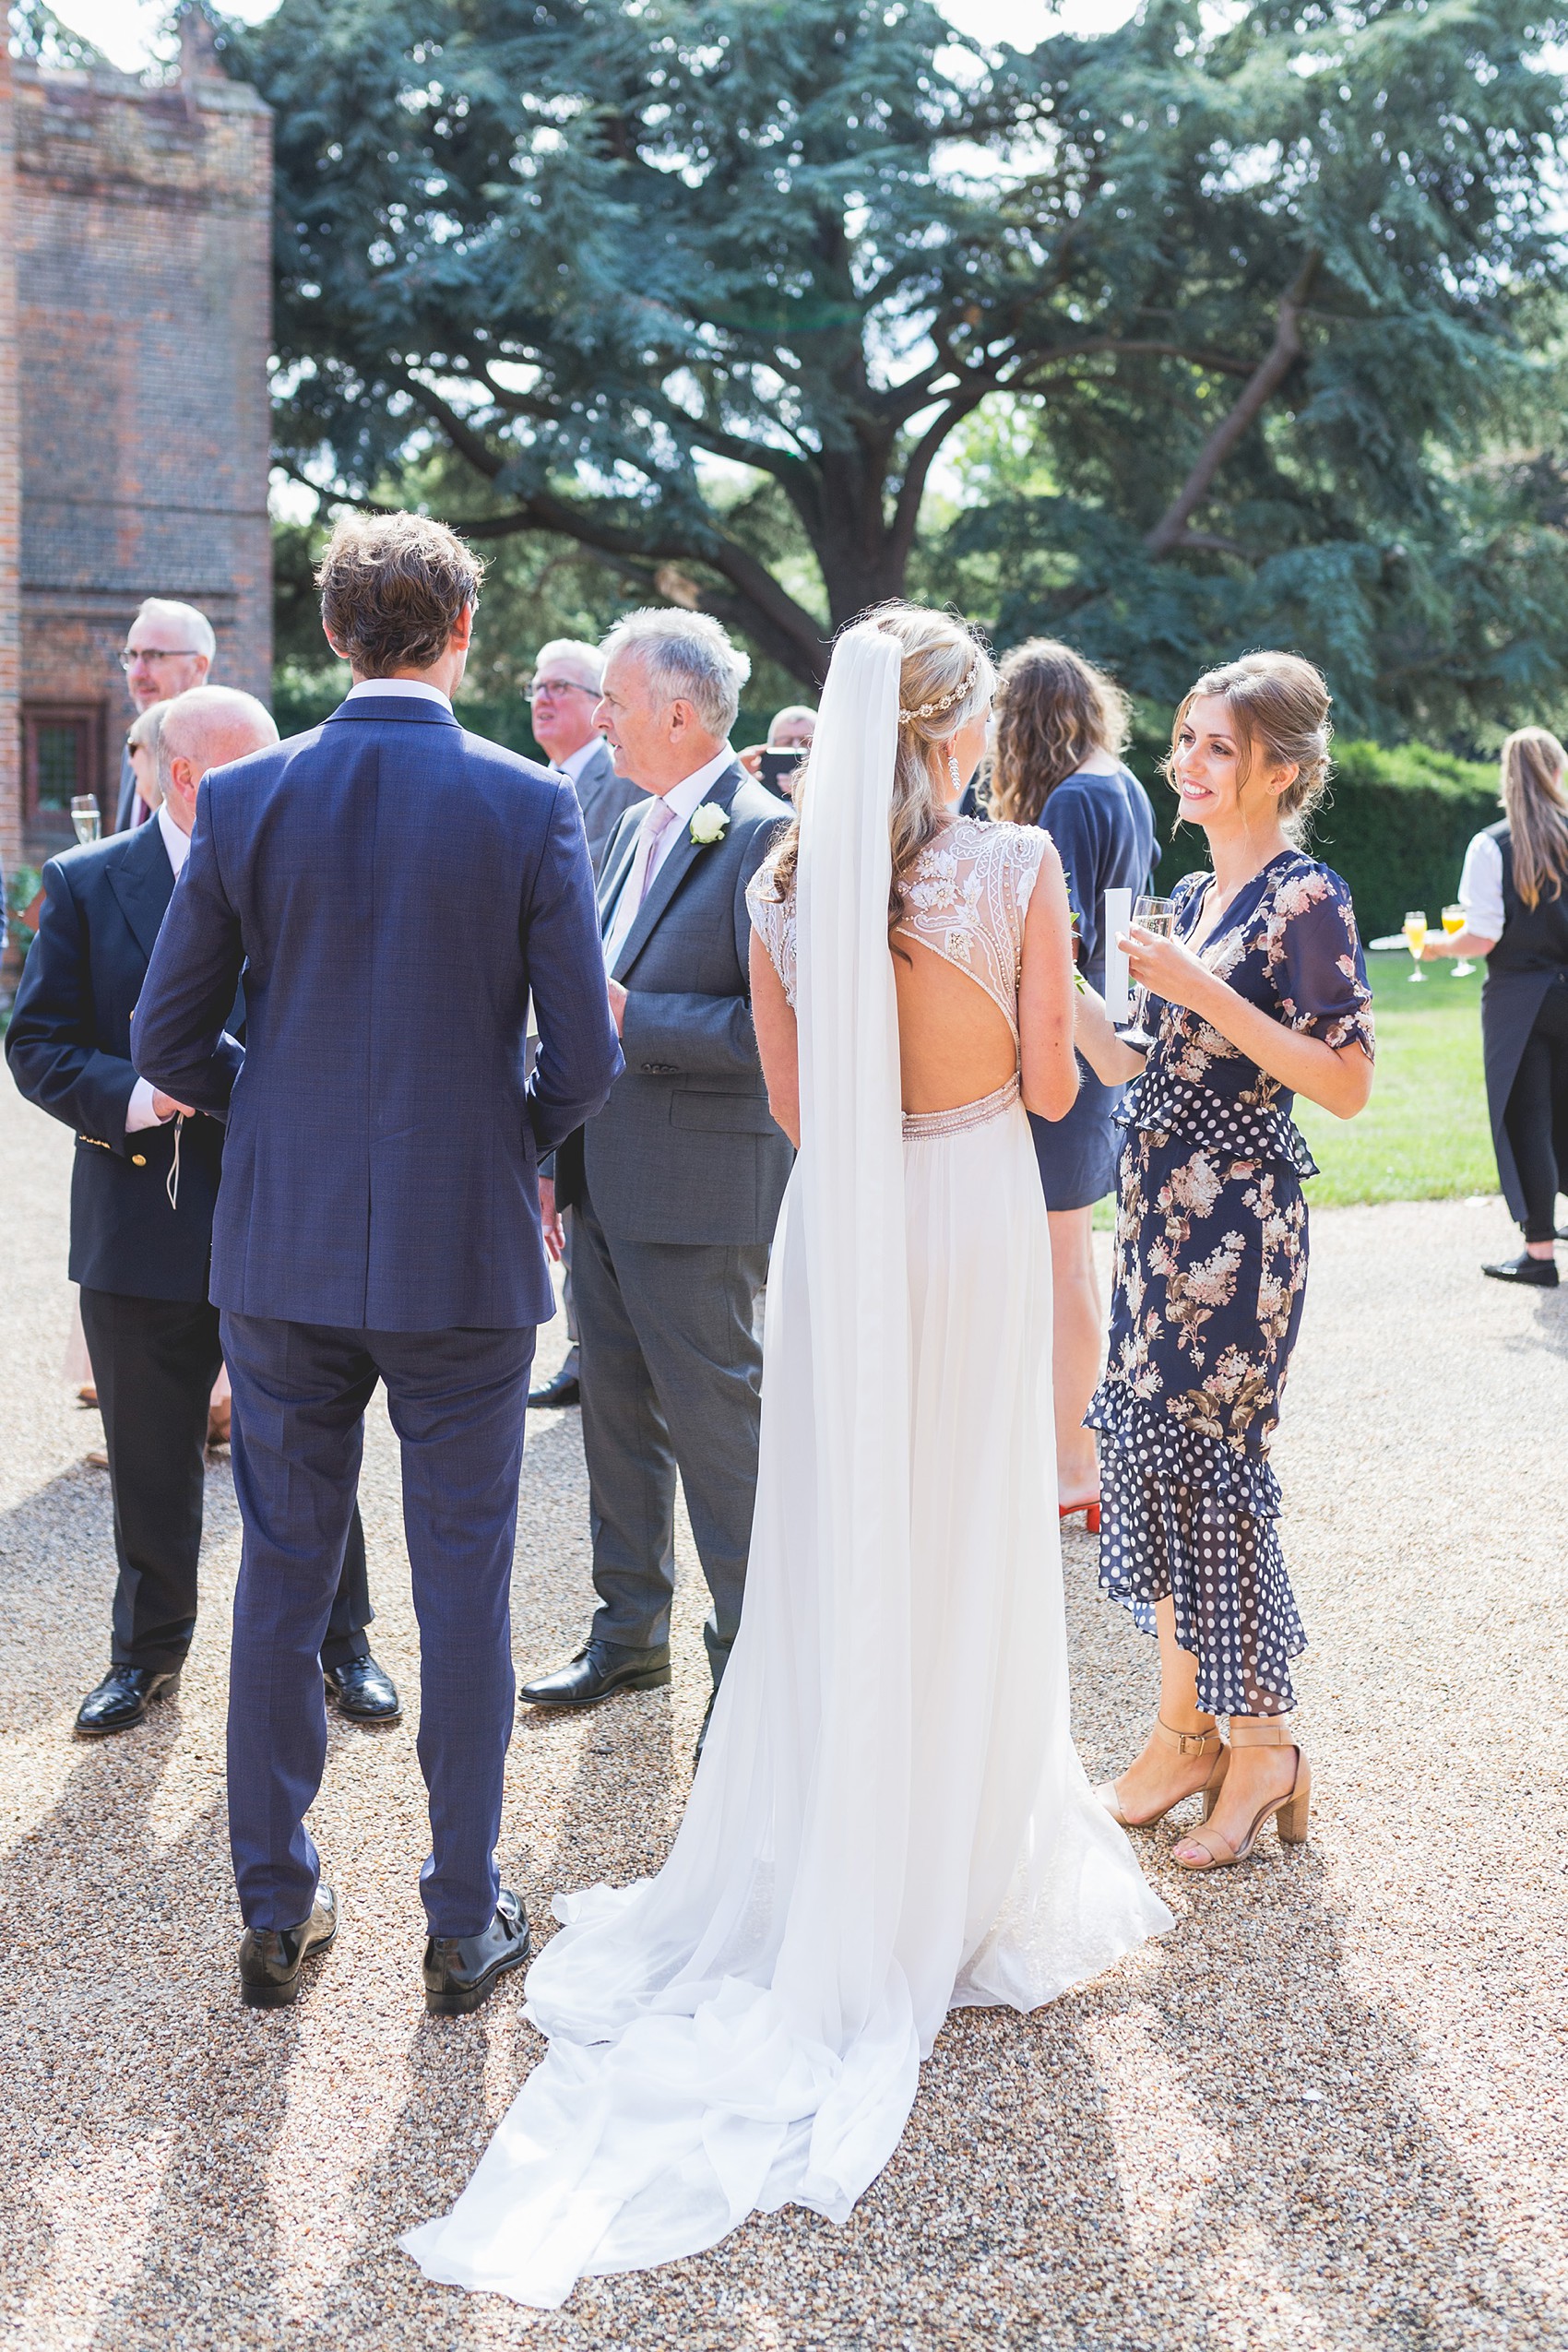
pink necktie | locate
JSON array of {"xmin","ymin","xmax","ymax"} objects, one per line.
[{"xmin": 637, "ymin": 797, "xmax": 678, "ymax": 905}]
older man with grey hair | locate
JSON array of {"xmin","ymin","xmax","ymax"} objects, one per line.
[
  {"xmin": 8, "ymin": 683, "xmax": 398, "ymax": 1736},
  {"xmin": 528, "ymin": 636, "xmax": 642, "ymax": 876},
  {"xmin": 521, "ymin": 609, "xmax": 792, "ymax": 1749},
  {"xmin": 115, "ymin": 599, "xmax": 218, "ymax": 832}
]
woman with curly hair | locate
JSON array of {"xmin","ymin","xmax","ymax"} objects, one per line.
[
  {"xmin": 1075, "ymin": 652, "xmax": 1374, "ymax": 1871},
  {"xmin": 989, "ymin": 641, "xmax": 1157, "ymax": 1527}
]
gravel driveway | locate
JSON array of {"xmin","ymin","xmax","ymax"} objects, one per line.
[{"xmin": 1, "ymin": 1077, "xmax": 1564, "ymax": 2351}]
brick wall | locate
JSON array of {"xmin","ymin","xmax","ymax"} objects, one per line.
[{"xmin": 3, "ymin": 49, "xmax": 272, "ymax": 865}]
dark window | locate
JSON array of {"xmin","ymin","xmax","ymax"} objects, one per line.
[{"xmin": 23, "ymin": 705, "xmax": 105, "ymax": 839}]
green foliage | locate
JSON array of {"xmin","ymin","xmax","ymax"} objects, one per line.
[{"xmin": 227, "ymin": 0, "xmax": 1568, "ymax": 720}]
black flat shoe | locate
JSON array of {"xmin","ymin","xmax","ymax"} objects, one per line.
[
  {"xmin": 238, "ymin": 1885, "xmax": 339, "ymax": 2010},
  {"xmin": 75, "ymin": 1665, "xmax": 181, "ymax": 1738},
  {"xmin": 1482, "ymin": 1252, "xmax": 1559, "ymax": 1287},
  {"xmin": 528, "ymin": 1366, "xmax": 580, "ymax": 1408},
  {"xmin": 324, "ymin": 1654, "xmax": 402, "ymax": 1724},
  {"xmin": 423, "ymin": 1888, "xmax": 530, "ymax": 2016},
  {"xmin": 517, "ymin": 1636, "xmax": 671, "ymax": 1710}
]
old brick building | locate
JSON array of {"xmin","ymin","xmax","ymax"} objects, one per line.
[{"xmin": 0, "ymin": 20, "xmax": 272, "ymax": 878}]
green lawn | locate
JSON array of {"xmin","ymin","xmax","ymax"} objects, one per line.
[
  {"xmin": 1294, "ymin": 951, "xmax": 1494, "ymax": 1206},
  {"xmin": 1093, "ymin": 951, "xmax": 1496, "ymax": 1223}
]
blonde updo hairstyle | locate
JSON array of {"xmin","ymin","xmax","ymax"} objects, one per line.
[
  {"xmin": 1167, "ymin": 650, "xmax": 1333, "ymax": 840},
  {"xmin": 990, "ymin": 639, "xmax": 1132, "ymax": 827},
  {"xmin": 765, "ymin": 602, "xmax": 996, "ymax": 940}
]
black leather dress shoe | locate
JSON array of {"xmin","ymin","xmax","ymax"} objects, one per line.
[
  {"xmin": 423, "ymin": 1887, "xmax": 530, "ymax": 2016},
  {"xmin": 324, "ymin": 1654, "xmax": 402, "ymax": 1724},
  {"xmin": 238, "ymin": 1885, "xmax": 339, "ymax": 2010},
  {"xmin": 75, "ymin": 1665, "xmax": 180, "ymax": 1738},
  {"xmin": 517, "ymin": 1636, "xmax": 671, "ymax": 1710},
  {"xmin": 1483, "ymin": 1252, "xmax": 1559, "ymax": 1287},
  {"xmin": 528, "ymin": 1365, "xmax": 580, "ymax": 1408}
]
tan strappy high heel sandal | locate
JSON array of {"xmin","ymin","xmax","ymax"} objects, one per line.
[
  {"xmin": 1097, "ymin": 1716, "xmax": 1230, "ymax": 1830},
  {"xmin": 1172, "ymin": 1715, "xmax": 1310, "ymax": 1870}
]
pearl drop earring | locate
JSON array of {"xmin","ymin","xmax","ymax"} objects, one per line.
[{"xmin": 948, "ymin": 750, "xmax": 961, "ymax": 792}]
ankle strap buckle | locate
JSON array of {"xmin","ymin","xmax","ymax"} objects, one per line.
[{"xmin": 1158, "ymin": 1716, "xmax": 1218, "ymax": 1757}]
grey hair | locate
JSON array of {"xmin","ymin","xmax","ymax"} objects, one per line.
[
  {"xmin": 600, "ymin": 608, "xmax": 751, "ymax": 738},
  {"xmin": 158, "ymin": 685, "xmax": 277, "ymax": 789},
  {"xmin": 132, "ymin": 598, "xmax": 217, "ymax": 661},
  {"xmin": 532, "ymin": 636, "xmax": 605, "ymax": 692}
]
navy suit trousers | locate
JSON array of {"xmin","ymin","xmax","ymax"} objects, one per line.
[{"xmin": 221, "ymin": 1313, "xmax": 535, "ymax": 1936}]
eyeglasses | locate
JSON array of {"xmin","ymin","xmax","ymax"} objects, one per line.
[
  {"xmin": 528, "ymin": 677, "xmax": 598, "ymax": 702},
  {"xmin": 119, "ymin": 647, "xmax": 198, "ymax": 670}
]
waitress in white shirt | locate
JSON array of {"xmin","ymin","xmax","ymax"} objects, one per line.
[{"xmin": 1427, "ymin": 727, "xmax": 1568, "ymax": 1286}]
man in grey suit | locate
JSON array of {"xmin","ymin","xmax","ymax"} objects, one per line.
[
  {"xmin": 521, "ymin": 611, "xmax": 792, "ymax": 1743},
  {"xmin": 526, "ymin": 636, "xmax": 644, "ymax": 1409}
]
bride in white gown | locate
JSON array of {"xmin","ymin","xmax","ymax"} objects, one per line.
[{"xmin": 403, "ymin": 606, "xmax": 1171, "ymax": 2308}]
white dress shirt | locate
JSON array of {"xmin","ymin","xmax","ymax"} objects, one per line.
[
  {"xmin": 344, "ymin": 677, "xmax": 453, "ymax": 707},
  {"xmin": 600, "ymin": 745, "xmax": 735, "ymax": 971},
  {"xmin": 125, "ymin": 808, "xmax": 195, "ymax": 1134},
  {"xmin": 557, "ymin": 735, "xmax": 605, "ymax": 788},
  {"xmin": 1458, "ymin": 828, "xmax": 1505, "ymax": 942}
]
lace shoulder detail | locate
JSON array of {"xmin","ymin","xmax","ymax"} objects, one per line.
[
  {"xmin": 746, "ymin": 865, "xmax": 798, "ymax": 1008},
  {"xmin": 897, "ymin": 817, "xmax": 1047, "ymax": 1042}
]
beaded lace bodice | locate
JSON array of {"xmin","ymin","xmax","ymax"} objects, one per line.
[{"xmin": 748, "ymin": 816, "xmax": 1048, "ymax": 1045}]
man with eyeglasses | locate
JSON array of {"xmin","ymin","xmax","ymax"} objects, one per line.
[
  {"xmin": 528, "ymin": 639, "xmax": 641, "ymax": 1409},
  {"xmin": 114, "ymin": 600, "xmax": 216, "ymax": 832},
  {"xmin": 529, "ymin": 639, "xmax": 640, "ymax": 877}
]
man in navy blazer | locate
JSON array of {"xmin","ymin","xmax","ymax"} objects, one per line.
[{"xmin": 131, "ymin": 516, "xmax": 622, "ymax": 2015}]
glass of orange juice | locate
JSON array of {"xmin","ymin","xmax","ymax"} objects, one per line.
[
  {"xmin": 1403, "ymin": 909, "xmax": 1428, "ymax": 981},
  {"xmin": 1443, "ymin": 903, "xmax": 1474, "ymax": 977}
]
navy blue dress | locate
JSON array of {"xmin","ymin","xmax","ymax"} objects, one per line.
[
  {"xmin": 1087, "ymin": 852, "xmax": 1374, "ymax": 1717},
  {"xmin": 1033, "ymin": 765, "xmax": 1157, "ymax": 1210}
]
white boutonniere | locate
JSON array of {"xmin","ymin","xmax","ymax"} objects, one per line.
[{"xmin": 689, "ymin": 803, "xmax": 730, "ymax": 847}]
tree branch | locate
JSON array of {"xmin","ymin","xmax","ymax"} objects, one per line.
[{"xmin": 1144, "ymin": 256, "xmax": 1321, "ymax": 559}]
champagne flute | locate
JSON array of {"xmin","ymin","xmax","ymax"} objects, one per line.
[
  {"xmin": 69, "ymin": 795, "xmax": 101, "ymax": 847},
  {"xmin": 1443, "ymin": 902, "xmax": 1474, "ymax": 978},
  {"xmin": 1402, "ymin": 909, "xmax": 1428, "ymax": 983},
  {"xmin": 1119, "ymin": 893, "xmax": 1178, "ymax": 1051}
]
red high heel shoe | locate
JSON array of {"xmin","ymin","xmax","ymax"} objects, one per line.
[{"xmin": 1059, "ymin": 1500, "xmax": 1100, "ymax": 1533}]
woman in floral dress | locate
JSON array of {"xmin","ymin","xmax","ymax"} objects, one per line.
[{"xmin": 1075, "ymin": 653, "xmax": 1374, "ymax": 1871}]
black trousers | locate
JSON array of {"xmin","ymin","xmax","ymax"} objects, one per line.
[
  {"xmin": 78, "ymin": 1289, "xmax": 373, "ymax": 1676},
  {"xmin": 1503, "ymin": 973, "xmax": 1568, "ymax": 1241}
]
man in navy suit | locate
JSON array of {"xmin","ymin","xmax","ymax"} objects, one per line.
[
  {"xmin": 6, "ymin": 687, "xmax": 393, "ymax": 1738},
  {"xmin": 132, "ymin": 516, "xmax": 623, "ymax": 2014}
]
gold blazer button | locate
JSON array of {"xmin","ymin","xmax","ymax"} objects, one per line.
[{"xmin": 131, "ymin": 1154, "xmax": 147, "ymax": 1167}]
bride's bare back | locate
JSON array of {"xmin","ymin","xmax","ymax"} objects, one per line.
[{"xmin": 750, "ymin": 814, "xmax": 1079, "ymax": 1140}]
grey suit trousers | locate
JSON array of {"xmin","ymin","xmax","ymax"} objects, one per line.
[{"xmin": 574, "ymin": 1184, "xmax": 766, "ymax": 1680}]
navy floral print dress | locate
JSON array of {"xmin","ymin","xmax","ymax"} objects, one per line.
[{"xmin": 1088, "ymin": 851, "xmax": 1374, "ymax": 1717}]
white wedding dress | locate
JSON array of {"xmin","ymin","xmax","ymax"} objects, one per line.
[{"xmin": 402, "ymin": 625, "xmax": 1171, "ymax": 2309}]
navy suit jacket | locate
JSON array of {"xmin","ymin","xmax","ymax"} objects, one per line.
[
  {"xmin": 130, "ymin": 695, "xmax": 623, "ymax": 1332},
  {"xmin": 6, "ymin": 817, "xmax": 228, "ymax": 1301}
]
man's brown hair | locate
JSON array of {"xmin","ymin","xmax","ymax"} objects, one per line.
[{"xmin": 316, "ymin": 513, "xmax": 485, "ymax": 676}]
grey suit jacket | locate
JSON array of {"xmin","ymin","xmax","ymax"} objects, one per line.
[
  {"xmin": 569, "ymin": 736, "xmax": 645, "ymax": 876},
  {"xmin": 553, "ymin": 761, "xmax": 794, "ymax": 1244}
]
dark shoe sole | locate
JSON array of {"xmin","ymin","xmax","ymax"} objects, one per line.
[
  {"xmin": 74, "ymin": 1672, "xmax": 181, "ymax": 1740},
  {"xmin": 529, "ymin": 1386, "xmax": 580, "ymax": 1408},
  {"xmin": 1482, "ymin": 1265, "xmax": 1558, "ymax": 1286},
  {"xmin": 518, "ymin": 1663, "xmax": 671, "ymax": 1711},
  {"xmin": 239, "ymin": 1914, "xmax": 339, "ymax": 2010},
  {"xmin": 327, "ymin": 1694, "xmax": 404, "ymax": 1727},
  {"xmin": 424, "ymin": 1925, "xmax": 532, "ymax": 2017}
]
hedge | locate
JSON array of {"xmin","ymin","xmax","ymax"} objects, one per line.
[{"xmin": 1132, "ymin": 735, "xmax": 1500, "ymax": 943}]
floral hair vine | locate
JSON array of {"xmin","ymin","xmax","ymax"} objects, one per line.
[{"xmin": 896, "ymin": 664, "xmax": 980, "ymax": 727}]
